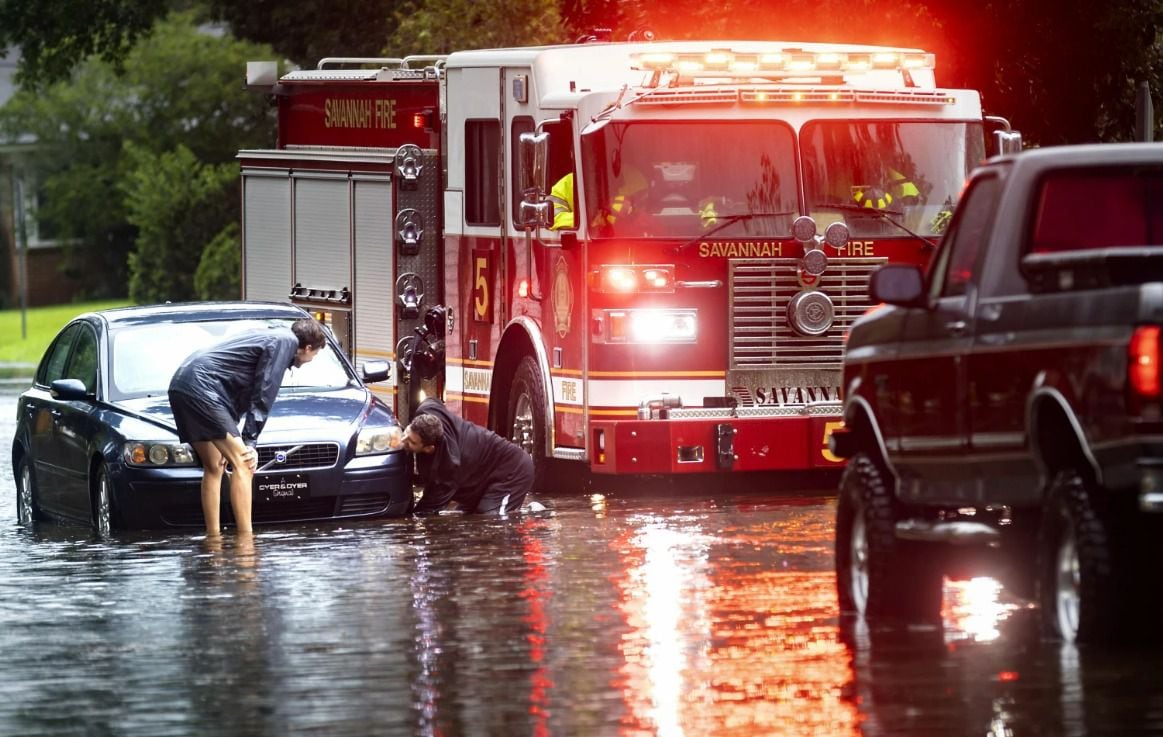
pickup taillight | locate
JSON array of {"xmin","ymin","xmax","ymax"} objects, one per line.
[{"xmin": 1129, "ymin": 325, "xmax": 1161, "ymax": 398}]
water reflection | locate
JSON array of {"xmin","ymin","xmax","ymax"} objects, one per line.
[{"xmin": 4, "ymin": 370, "xmax": 1163, "ymax": 737}]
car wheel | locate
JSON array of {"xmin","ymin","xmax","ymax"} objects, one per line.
[
  {"xmin": 17, "ymin": 457, "xmax": 41, "ymax": 525},
  {"xmin": 507, "ymin": 355, "xmax": 549, "ymax": 491},
  {"xmin": 1038, "ymin": 470, "xmax": 1117, "ymax": 643},
  {"xmin": 93, "ymin": 464, "xmax": 120, "ymax": 539},
  {"xmin": 835, "ymin": 453, "xmax": 943, "ymax": 622}
]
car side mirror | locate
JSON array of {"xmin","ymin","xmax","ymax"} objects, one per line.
[
  {"xmin": 361, "ymin": 360, "xmax": 391, "ymax": 384},
  {"xmin": 50, "ymin": 378, "xmax": 90, "ymax": 400},
  {"xmin": 869, "ymin": 264, "xmax": 927, "ymax": 307}
]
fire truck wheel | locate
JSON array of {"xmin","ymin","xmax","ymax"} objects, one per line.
[
  {"xmin": 835, "ymin": 453, "xmax": 943, "ymax": 623},
  {"xmin": 507, "ymin": 356, "xmax": 549, "ymax": 491},
  {"xmin": 1037, "ymin": 470, "xmax": 1120, "ymax": 644}
]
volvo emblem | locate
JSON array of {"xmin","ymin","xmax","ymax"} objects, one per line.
[{"xmin": 275, "ymin": 451, "xmax": 287, "ymax": 464}]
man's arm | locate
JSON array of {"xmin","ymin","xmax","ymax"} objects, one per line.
[
  {"xmin": 242, "ymin": 334, "xmax": 297, "ymax": 444},
  {"xmin": 413, "ymin": 480, "xmax": 457, "ymax": 515}
]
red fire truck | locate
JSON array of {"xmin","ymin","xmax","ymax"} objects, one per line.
[{"xmin": 239, "ymin": 40, "xmax": 1018, "ymax": 486}]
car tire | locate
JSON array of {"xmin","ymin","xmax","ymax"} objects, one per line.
[
  {"xmin": 93, "ymin": 463, "xmax": 121, "ymax": 539},
  {"xmin": 17, "ymin": 457, "xmax": 41, "ymax": 525},
  {"xmin": 835, "ymin": 453, "xmax": 943, "ymax": 623},
  {"xmin": 506, "ymin": 355, "xmax": 549, "ymax": 492},
  {"xmin": 1038, "ymin": 470, "xmax": 1118, "ymax": 643}
]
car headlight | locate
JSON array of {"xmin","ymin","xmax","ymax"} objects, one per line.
[
  {"xmin": 356, "ymin": 425, "xmax": 404, "ymax": 456},
  {"xmin": 123, "ymin": 441, "xmax": 198, "ymax": 467}
]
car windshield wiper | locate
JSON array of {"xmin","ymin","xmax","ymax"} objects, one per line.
[
  {"xmin": 814, "ymin": 203, "xmax": 937, "ymax": 248},
  {"xmin": 673, "ymin": 211, "xmax": 795, "ymax": 253}
]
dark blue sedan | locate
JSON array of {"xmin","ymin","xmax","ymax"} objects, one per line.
[{"xmin": 11, "ymin": 301, "xmax": 412, "ymax": 535}]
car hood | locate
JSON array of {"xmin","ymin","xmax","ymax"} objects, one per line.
[{"xmin": 115, "ymin": 388, "xmax": 376, "ymax": 442}]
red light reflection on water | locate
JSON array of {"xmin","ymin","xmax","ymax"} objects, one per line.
[{"xmin": 609, "ymin": 522, "xmax": 861, "ymax": 737}]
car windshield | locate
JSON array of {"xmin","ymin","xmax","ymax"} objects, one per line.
[
  {"xmin": 581, "ymin": 121, "xmax": 799, "ymax": 239},
  {"xmin": 802, "ymin": 120, "xmax": 985, "ymax": 238},
  {"xmin": 109, "ymin": 317, "xmax": 353, "ymax": 401}
]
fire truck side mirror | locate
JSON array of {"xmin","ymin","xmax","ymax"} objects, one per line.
[
  {"xmin": 519, "ymin": 200, "xmax": 553, "ymax": 230},
  {"xmin": 519, "ymin": 131, "xmax": 549, "ymax": 198}
]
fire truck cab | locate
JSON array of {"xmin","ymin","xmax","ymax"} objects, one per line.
[{"xmin": 239, "ymin": 41, "xmax": 1016, "ymax": 486}]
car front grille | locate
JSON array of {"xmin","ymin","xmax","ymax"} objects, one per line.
[
  {"xmin": 730, "ymin": 257, "xmax": 885, "ymax": 369},
  {"xmin": 256, "ymin": 443, "xmax": 340, "ymax": 471}
]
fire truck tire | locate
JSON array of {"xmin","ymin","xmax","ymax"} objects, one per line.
[
  {"xmin": 507, "ymin": 356, "xmax": 549, "ymax": 491},
  {"xmin": 835, "ymin": 453, "xmax": 943, "ymax": 623},
  {"xmin": 1037, "ymin": 470, "xmax": 1120, "ymax": 644}
]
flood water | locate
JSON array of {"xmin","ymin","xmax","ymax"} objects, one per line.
[{"xmin": 3, "ymin": 381, "xmax": 1163, "ymax": 736}]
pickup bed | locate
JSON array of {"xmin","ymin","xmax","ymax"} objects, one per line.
[{"xmin": 831, "ymin": 143, "xmax": 1163, "ymax": 643}]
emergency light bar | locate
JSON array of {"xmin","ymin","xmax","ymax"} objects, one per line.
[{"xmin": 631, "ymin": 48, "xmax": 935, "ymax": 78}]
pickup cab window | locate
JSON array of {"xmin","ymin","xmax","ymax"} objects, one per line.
[
  {"xmin": 927, "ymin": 175, "xmax": 1002, "ymax": 300},
  {"xmin": 1030, "ymin": 167, "xmax": 1163, "ymax": 253}
]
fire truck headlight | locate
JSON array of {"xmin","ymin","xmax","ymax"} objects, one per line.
[
  {"xmin": 594, "ymin": 264, "xmax": 675, "ymax": 294},
  {"xmin": 357, "ymin": 425, "xmax": 404, "ymax": 455},
  {"xmin": 593, "ymin": 309, "xmax": 697, "ymax": 344}
]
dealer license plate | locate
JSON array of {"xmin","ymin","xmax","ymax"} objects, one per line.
[{"xmin": 256, "ymin": 474, "xmax": 309, "ymax": 502}]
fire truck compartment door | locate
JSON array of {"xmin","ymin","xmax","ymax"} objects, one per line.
[
  {"xmin": 242, "ymin": 171, "xmax": 292, "ymax": 302},
  {"xmin": 294, "ymin": 174, "xmax": 351, "ymax": 289}
]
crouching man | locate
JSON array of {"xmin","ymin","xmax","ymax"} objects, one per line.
[{"xmin": 402, "ymin": 398, "xmax": 534, "ymax": 516}]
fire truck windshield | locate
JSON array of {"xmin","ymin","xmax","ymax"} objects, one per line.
[
  {"xmin": 802, "ymin": 120, "xmax": 985, "ymax": 238},
  {"xmin": 581, "ymin": 121, "xmax": 799, "ymax": 239}
]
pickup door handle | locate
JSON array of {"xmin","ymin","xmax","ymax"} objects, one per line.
[{"xmin": 945, "ymin": 320, "xmax": 968, "ymax": 336}]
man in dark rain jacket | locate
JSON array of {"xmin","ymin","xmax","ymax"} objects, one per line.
[
  {"xmin": 402, "ymin": 398, "xmax": 534, "ymax": 516},
  {"xmin": 168, "ymin": 318, "xmax": 327, "ymax": 537}
]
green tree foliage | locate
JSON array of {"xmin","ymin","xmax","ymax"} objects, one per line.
[
  {"xmin": 0, "ymin": 0, "xmax": 173, "ymax": 88},
  {"xmin": 0, "ymin": 12, "xmax": 275, "ymax": 299},
  {"xmin": 208, "ymin": 0, "xmax": 399, "ymax": 70},
  {"xmin": 386, "ymin": 0, "xmax": 567, "ymax": 56},
  {"xmin": 194, "ymin": 221, "xmax": 241, "ymax": 301},
  {"xmin": 123, "ymin": 143, "xmax": 237, "ymax": 303}
]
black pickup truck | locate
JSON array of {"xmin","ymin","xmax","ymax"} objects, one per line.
[{"xmin": 830, "ymin": 143, "xmax": 1163, "ymax": 643}]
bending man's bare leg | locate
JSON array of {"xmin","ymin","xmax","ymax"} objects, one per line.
[
  {"xmin": 211, "ymin": 436, "xmax": 258, "ymax": 534},
  {"xmin": 192, "ymin": 441, "xmax": 227, "ymax": 537}
]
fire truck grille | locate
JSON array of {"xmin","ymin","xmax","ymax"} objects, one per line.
[{"xmin": 730, "ymin": 257, "xmax": 886, "ymax": 369}]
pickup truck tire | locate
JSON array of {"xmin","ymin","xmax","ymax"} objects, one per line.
[
  {"xmin": 836, "ymin": 453, "xmax": 944, "ymax": 623},
  {"xmin": 1038, "ymin": 470, "xmax": 1117, "ymax": 643}
]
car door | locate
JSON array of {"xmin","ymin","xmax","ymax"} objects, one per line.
[
  {"xmin": 54, "ymin": 323, "xmax": 102, "ymax": 519},
  {"xmin": 27, "ymin": 324, "xmax": 80, "ymax": 514},
  {"xmin": 888, "ymin": 175, "xmax": 1001, "ymax": 504}
]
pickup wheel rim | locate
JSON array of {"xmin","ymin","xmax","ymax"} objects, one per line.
[
  {"xmin": 850, "ymin": 513, "xmax": 870, "ymax": 614},
  {"xmin": 1054, "ymin": 530, "xmax": 1081, "ymax": 642},
  {"xmin": 18, "ymin": 462, "xmax": 34, "ymax": 525}
]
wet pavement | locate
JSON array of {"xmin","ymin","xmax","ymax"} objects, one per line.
[{"xmin": 3, "ymin": 380, "xmax": 1163, "ymax": 736}]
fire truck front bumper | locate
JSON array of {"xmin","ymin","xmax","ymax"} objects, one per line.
[{"xmin": 588, "ymin": 405, "xmax": 844, "ymax": 474}]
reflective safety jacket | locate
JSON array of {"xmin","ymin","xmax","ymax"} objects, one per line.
[{"xmin": 548, "ymin": 173, "xmax": 575, "ymax": 230}]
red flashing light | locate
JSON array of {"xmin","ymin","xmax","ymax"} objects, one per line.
[
  {"xmin": 413, "ymin": 109, "xmax": 434, "ymax": 130},
  {"xmin": 1129, "ymin": 325, "xmax": 1161, "ymax": 397}
]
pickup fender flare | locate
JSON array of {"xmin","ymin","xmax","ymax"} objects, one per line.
[
  {"xmin": 492, "ymin": 316, "xmax": 556, "ymax": 454},
  {"xmin": 1027, "ymin": 385, "xmax": 1102, "ymax": 488},
  {"xmin": 841, "ymin": 389, "xmax": 898, "ymax": 483}
]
